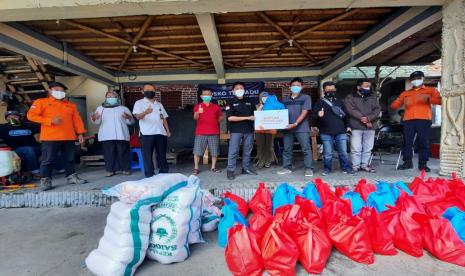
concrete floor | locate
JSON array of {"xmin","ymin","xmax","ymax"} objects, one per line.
[
  {"xmin": 24, "ymin": 154, "xmax": 441, "ymax": 194},
  {"xmin": 1, "ymin": 207, "xmax": 464, "ymax": 276}
]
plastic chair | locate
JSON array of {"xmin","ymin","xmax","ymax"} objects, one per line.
[{"xmin": 130, "ymin": 148, "xmax": 144, "ymax": 173}]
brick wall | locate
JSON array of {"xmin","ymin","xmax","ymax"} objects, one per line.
[{"xmin": 123, "ymin": 80, "xmax": 319, "ymax": 110}]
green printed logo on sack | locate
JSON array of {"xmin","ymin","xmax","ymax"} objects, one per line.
[{"xmin": 149, "ymin": 214, "xmax": 178, "ymax": 256}]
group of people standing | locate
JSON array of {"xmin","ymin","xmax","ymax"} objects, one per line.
[
  {"xmin": 0, "ymin": 69, "xmax": 440, "ymax": 191},
  {"xmin": 192, "ymin": 71, "xmax": 441, "ymax": 179}
]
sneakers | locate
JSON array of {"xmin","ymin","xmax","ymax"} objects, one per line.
[
  {"xmin": 322, "ymin": 169, "xmax": 330, "ymax": 176},
  {"xmin": 66, "ymin": 173, "xmax": 88, "ymax": 185},
  {"xmin": 398, "ymin": 160, "xmax": 413, "ymax": 170},
  {"xmin": 343, "ymin": 169, "xmax": 356, "ymax": 175},
  {"xmin": 242, "ymin": 168, "xmax": 257, "ymax": 175},
  {"xmin": 227, "ymin": 170, "xmax": 235, "ymax": 180},
  {"xmin": 277, "ymin": 168, "xmax": 293, "ymax": 175},
  {"xmin": 304, "ymin": 169, "xmax": 314, "ymax": 177},
  {"xmin": 40, "ymin": 177, "xmax": 53, "ymax": 191}
]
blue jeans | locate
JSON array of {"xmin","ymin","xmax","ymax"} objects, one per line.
[
  {"xmin": 283, "ymin": 132, "xmax": 312, "ymax": 170},
  {"xmin": 15, "ymin": 146, "xmax": 41, "ymax": 174},
  {"xmin": 320, "ymin": 133, "xmax": 351, "ymax": 172},
  {"xmin": 227, "ymin": 132, "xmax": 254, "ymax": 171}
]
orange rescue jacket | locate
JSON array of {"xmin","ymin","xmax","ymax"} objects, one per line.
[
  {"xmin": 390, "ymin": 86, "xmax": 442, "ymax": 121},
  {"xmin": 27, "ymin": 97, "xmax": 86, "ymax": 141}
]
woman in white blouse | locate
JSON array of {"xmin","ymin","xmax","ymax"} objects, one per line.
[{"xmin": 91, "ymin": 91, "xmax": 134, "ymax": 177}]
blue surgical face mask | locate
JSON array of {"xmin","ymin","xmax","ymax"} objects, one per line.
[
  {"xmin": 105, "ymin": 97, "xmax": 118, "ymax": 105},
  {"xmin": 290, "ymin": 85, "xmax": 302, "ymax": 94},
  {"xmin": 360, "ymin": 87, "xmax": 371, "ymax": 96},
  {"xmin": 201, "ymin": 95, "xmax": 212, "ymax": 103}
]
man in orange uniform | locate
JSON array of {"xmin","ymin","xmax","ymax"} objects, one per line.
[
  {"xmin": 27, "ymin": 82, "xmax": 88, "ymax": 190},
  {"xmin": 391, "ymin": 71, "xmax": 442, "ymax": 172}
]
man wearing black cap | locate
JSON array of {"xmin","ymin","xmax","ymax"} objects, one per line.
[
  {"xmin": 391, "ymin": 71, "xmax": 442, "ymax": 172},
  {"xmin": 27, "ymin": 81, "xmax": 88, "ymax": 190},
  {"xmin": 0, "ymin": 110, "xmax": 41, "ymax": 178}
]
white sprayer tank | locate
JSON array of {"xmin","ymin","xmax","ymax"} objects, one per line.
[{"xmin": 0, "ymin": 147, "xmax": 14, "ymax": 177}]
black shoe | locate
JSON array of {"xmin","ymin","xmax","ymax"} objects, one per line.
[
  {"xmin": 242, "ymin": 168, "xmax": 257, "ymax": 175},
  {"xmin": 398, "ymin": 160, "xmax": 413, "ymax": 170},
  {"xmin": 419, "ymin": 162, "xmax": 431, "ymax": 173},
  {"xmin": 227, "ymin": 170, "xmax": 235, "ymax": 180}
]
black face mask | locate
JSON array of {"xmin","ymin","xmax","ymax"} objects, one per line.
[
  {"xmin": 144, "ymin": 91, "xmax": 156, "ymax": 99},
  {"xmin": 324, "ymin": 91, "xmax": 336, "ymax": 100}
]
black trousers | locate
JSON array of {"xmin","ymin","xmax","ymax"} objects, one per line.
[
  {"xmin": 402, "ymin": 119, "xmax": 432, "ymax": 163},
  {"xmin": 101, "ymin": 140, "xmax": 130, "ymax": 173},
  {"xmin": 140, "ymin": 134, "xmax": 169, "ymax": 177},
  {"xmin": 41, "ymin": 141, "xmax": 75, "ymax": 178}
]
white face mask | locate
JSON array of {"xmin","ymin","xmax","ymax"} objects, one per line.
[
  {"xmin": 234, "ymin": 89, "xmax": 245, "ymax": 98},
  {"xmin": 262, "ymin": 97, "xmax": 268, "ymax": 103},
  {"xmin": 411, "ymin": 79, "xmax": 423, "ymax": 87},
  {"xmin": 51, "ymin": 90, "xmax": 66, "ymax": 100}
]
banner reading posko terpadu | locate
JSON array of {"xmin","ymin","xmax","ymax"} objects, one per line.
[{"xmin": 197, "ymin": 82, "xmax": 265, "ymax": 108}]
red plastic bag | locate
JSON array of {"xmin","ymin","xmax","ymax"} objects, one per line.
[
  {"xmin": 354, "ymin": 179, "xmax": 376, "ymax": 201},
  {"xmin": 249, "ymin": 182, "xmax": 272, "ymax": 214},
  {"xmin": 414, "ymin": 215, "xmax": 465, "ymax": 267},
  {"xmin": 324, "ymin": 200, "xmax": 374, "ymax": 264},
  {"xmin": 249, "ymin": 209, "xmax": 273, "ymax": 243},
  {"xmin": 261, "ymin": 223, "xmax": 299, "ymax": 276},
  {"xmin": 395, "ymin": 193, "xmax": 426, "ymax": 216},
  {"xmin": 295, "ymin": 196, "xmax": 325, "ymax": 228},
  {"xmin": 424, "ymin": 196, "xmax": 465, "ymax": 217},
  {"xmin": 224, "ymin": 191, "xmax": 249, "ymax": 217},
  {"xmin": 314, "ymin": 178, "xmax": 338, "ymax": 205},
  {"xmin": 273, "ymin": 204, "xmax": 305, "ymax": 237},
  {"xmin": 358, "ymin": 207, "xmax": 396, "ymax": 255},
  {"xmin": 335, "ymin": 186, "xmax": 350, "ymax": 197},
  {"xmin": 225, "ymin": 225, "xmax": 263, "ymax": 276},
  {"xmin": 410, "ymin": 172, "xmax": 451, "ymax": 204},
  {"xmin": 381, "ymin": 206, "xmax": 424, "ymax": 257},
  {"xmin": 294, "ymin": 221, "xmax": 332, "ymax": 274}
]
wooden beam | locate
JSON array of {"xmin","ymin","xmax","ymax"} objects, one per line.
[
  {"xmin": 0, "ymin": 56, "xmax": 23, "ymax": 62},
  {"xmin": 60, "ymin": 19, "xmax": 207, "ymax": 68},
  {"xmin": 196, "ymin": 13, "xmax": 225, "ymax": 78},
  {"xmin": 118, "ymin": 15, "xmax": 154, "ymax": 70},
  {"xmin": 256, "ymin": 11, "xmax": 317, "ymax": 63},
  {"xmin": 25, "ymin": 56, "xmax": 49, "ymax": 90},
  {"xmin": 239, "ymin": 9, "xmax": 361, "ymax": 66},
  {"xmin": 34, "ymin": 59, "xmax": 53, "ymax": 82}
]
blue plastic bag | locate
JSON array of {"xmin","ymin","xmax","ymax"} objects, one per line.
[
  {"xmin": 263, "ymin": 94, "xmax": 285, "ymax": 110},
  {"xmin": 302, "ymin": 182, "xmax": 322, "ymax": 208},
  {"xmin": 341, "ymin": 191, "xmax": 366, "ymax": 216},
  {"xmin": 443, "ymin": 206, "xmax": 465, "ymax": 243},
  {"xmin": 218, "ymin": 199, "xmax": 248, "ymax": 248},
  {"xmin": 272, "ymin": 183, "xmax": 303, "ymax": 214},
  {"xmin": 367, "ymin": 184, "xmax": 396, "ymax": 213},
  {"xmin": 391, "ymin": 181, "xmax": 413, "ymax": 196}
]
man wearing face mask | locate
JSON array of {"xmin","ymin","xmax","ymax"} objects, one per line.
[
  {"xmin": 391, "ymin": 71, "xmax": 441, "ymax": 172},
  {"xmin": 225, "ymin": 81, "xmax": 256, "ymax": 180},
  {"xmin": 192, "ymin": 88, "xmax": 222, "ymax": 175},
  {"xmin": 312, "ymin": 82, "xmax": 353, "ymax": 176},
  {"xmin": 133, "ymin": 83, "xmax": 171, "ymax": 177},
  {"xmin": 0, "ymin": 111, "xmax": 41, "ymax": 178},
  {"xmin": 344, "ymin": 79, "xmax": 380, "ymax": 173},
  {"xmin": 27, "ymin": 81, "xmax": 87, "ymax": 190},
  {"xmin": 278, "ymin": 77, "xmax": 314, "ymax": 177}
]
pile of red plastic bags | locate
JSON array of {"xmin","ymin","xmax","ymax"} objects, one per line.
[{"xmin": 219, "ymin": 172, "xmax": 465, "ymax": 275}]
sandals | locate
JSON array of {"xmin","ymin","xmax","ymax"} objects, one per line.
[
  {"xmin": 211, "ymin": 168, "xmax": 221, "ymax": 173},
  {"xmin": 361, "ymin": 167, "xmax": 376, "ymax": 173},
  {"xmin": 122, "ymin": 171, "xmax": 131, "ymax": 175},
  {"xmin": 192, "ymin": 169, "xmax": 200, "ymax": 175},
  {"xmin": 106, "ymin": 172, "xmax": 115, "ymax": 177}
]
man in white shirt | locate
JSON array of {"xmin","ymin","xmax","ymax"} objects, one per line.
[{"xmin": 133, "ymin": 83, "xmax": 171, "ymax": 177}]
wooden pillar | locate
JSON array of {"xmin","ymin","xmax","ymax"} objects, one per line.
[{"xmin": 439, "ymin": 0, "xmax": 465, "ymax": 176}]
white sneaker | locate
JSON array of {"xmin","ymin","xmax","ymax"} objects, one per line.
[
  {"xmin": 277, "ymin": 168, "xmax": 293, "ymax": 175},
  {"xmin": 304, "ymin": 169, "xmax": 314, "ymax": 177}
]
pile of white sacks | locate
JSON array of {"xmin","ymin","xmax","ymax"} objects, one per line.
[{"xmin": 85, "ymin": 173, "xmax": 221, "ymax": 276}]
